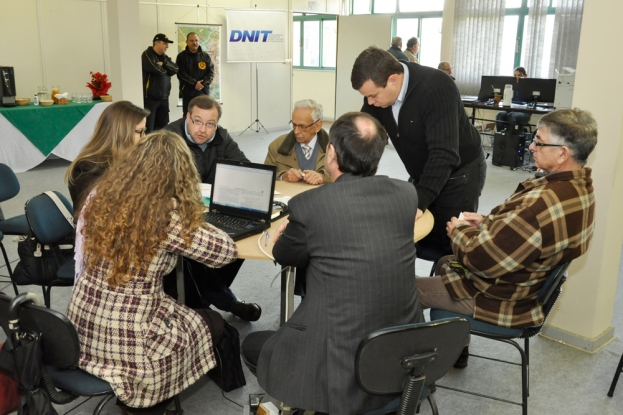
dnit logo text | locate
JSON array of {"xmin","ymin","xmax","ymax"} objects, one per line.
[{"xmin": 230, "ymin": 30, "xmax": 273, "ymax": 42}]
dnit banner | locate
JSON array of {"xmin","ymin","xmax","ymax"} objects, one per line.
[{"xmin": 226, "ymin": 9, "xmax": 287, "ymax": 63}]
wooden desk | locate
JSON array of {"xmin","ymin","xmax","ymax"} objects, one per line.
[{"xmin": 234, "ymin": 180, "xmax": 434, "ymax": 324}]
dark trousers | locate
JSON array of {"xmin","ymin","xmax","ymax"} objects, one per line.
[
  {"xmin": 182, "ymin": 258, "xmax": 244, "ymax": 312},
  {"xmin": 418, "ymin": 148, "xmax": 487, "ymax": 255},
  {"xmin": 496, "ymin": 111, "xmax": 531, "ymax": 133},
  {"xmin": 144, "ymin": 98, "xmax": 170, "ymax": 133}
]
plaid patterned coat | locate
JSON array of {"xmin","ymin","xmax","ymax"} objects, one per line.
[
  {"xmin": 441, "ymin": 168, "xmax": 594, "ymax": 328},
  {"xmin": 66, "ymin": 212, "xmax": 237, "ymax": 407}
]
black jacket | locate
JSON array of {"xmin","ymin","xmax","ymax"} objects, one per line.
[
  {"xmin": 141, "ymin": 47, "xmax": 179, "ymax": 100},
  {"xmin": 362, "ymin": 62, "xmax": 481, "ymax": 210},
  {"xmin": 176, "ymin": 46, "xmax": 214, "ymax": 98},
  {"xmin": 163, "ymin": 118, "xmax": 249, "ymax": 184},
  {"xmin": 386, "ymin": 46, "xmax": 409, "ymax": 61}
]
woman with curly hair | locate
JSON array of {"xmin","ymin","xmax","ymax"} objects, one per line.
[
  {"xmin": 66, "ymin": 100, "xmax": 150, "ymax": 211},
  {"xmin": 66, "ymin": 130, "xmax": 238, "ymax": 414}
]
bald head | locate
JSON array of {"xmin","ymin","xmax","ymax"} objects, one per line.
[
  {"xmin": 328, "ymin": 112, "xmax": 388, "ymax": 178},
  {"xmin": 438, "ymin": 61, "xmax": 453, "ymax": 76}
]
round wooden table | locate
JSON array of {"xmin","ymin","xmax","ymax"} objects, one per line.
[
  {"xmin": 236, "ymin": 180, "xmax": 434, "ymax": 260},
  {"xmin": 233, "ymin": 180, "xmax": 434, "ymax": 324}
]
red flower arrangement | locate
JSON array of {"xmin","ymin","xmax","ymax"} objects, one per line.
[{"xmin": 86, "ymin": 71, "xmax": 112, "ymax": 98}]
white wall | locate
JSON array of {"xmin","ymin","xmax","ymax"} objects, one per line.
[
  {"xmin": 0, "ymin": 0, "xmax": 344, "ymax": 132},
  {"xmin": 293, "ymin": 70, "xmax": 336, "ymax": 120},
  {"xmin": 0, "ymin": 0, "xmax": 107, "ymax": 102}
]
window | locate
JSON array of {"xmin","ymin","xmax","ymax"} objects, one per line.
[
  {"xmin": 351, "ymin": 0, "xmax": 444, "ymax": 66},
  {"xmin": 504, "ymin": 0, "xmax": 557, "ymax": 77},
  {"xmin": 293, "ymin": 14, "xmax": 337, "ymax": 70}
]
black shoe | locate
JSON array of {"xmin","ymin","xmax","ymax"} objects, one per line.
[
  {"xmin": 454, "ymin": 346, "xmax": 469, "ymax": 369},
  {"xmin": 231, "ymin": 301, "xmax": 262, "ymax": 322}
]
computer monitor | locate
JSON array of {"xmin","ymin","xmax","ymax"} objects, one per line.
[
  {"xmin": 477, "ymin": 76, "xmax": 517, "ymax": 102},
  {"xmin": 516, "ymin": 78, "xmax": 556, "ymax": 103}
]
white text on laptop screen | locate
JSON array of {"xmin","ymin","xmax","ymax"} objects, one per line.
[{"xmin": 212, "ymin": 163, "xmax": 272, "ymax": 214}]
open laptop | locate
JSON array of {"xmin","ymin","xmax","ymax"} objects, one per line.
[{"xmin": 205, "ymin": 159, "xmax": 277, "ymax": 241}]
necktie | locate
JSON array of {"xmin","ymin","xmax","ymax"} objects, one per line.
[{"xmin": 302, "ymin": 144, "xmax": 312, "ymax": 160}]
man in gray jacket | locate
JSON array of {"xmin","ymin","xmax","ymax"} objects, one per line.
[{"xmin": 243, "ymin": 112, "xmax": 423, "ymax": 415}]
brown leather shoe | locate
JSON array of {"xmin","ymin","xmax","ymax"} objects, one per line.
[{"xmin": 231, "ymin": 301, "xmax": 262, "ymax": 321}]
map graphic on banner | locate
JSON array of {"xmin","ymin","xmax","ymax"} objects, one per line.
[{"xmin": 177, "ymin": 24, "xmax": 221, "ymax": 102}]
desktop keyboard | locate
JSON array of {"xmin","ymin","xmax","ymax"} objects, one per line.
[{"xmin": 204, "ymin": 212, "xmax": 258, "ymax": 230}]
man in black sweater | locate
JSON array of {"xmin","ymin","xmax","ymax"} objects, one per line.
[
  {"xmin": 176, "ymin": 32, "xmax": 215, "ymax": 118},
  {"xmin": 351, "ymin": 46, "xmax": 486, "ymax": 255},
  {"xmin": 163, "ymin": 95, "xmax": 261, "ymax": 322}
]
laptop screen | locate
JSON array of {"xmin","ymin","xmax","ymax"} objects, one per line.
[{"xmin": 212, "ymin": 162, "xmax": 274, "ymax": 214}]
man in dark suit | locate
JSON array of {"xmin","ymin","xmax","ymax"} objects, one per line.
[{"xmin": 242, "ymin": 112, "xmax": 423, "ymax": 415}]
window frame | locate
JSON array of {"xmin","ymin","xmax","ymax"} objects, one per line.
[
  {"xmin": 349, "ymin": 0, "xmax": 444, "ymax": 64},
  {"xmin": 505, "ymin": 0, "xmax": 557, "ymax": 69},
  {"xmin": 351, "ymin": 0, "xmax": 557, "ymax": 73},
  {"xmin": 293, "ymin": 13, "xmax": 338, "ymax": 71}
]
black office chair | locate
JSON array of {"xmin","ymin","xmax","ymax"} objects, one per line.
[
  {"xmin": 23, "ymin": 191, "xmax": 76, "ymax": 307},
  {"xmin": 430, "ymin": 261, "xmax": 571, "ymax": 415},
  {"xmin": 356, "ymin": 317, "xmax": 470, "ymax": 415},
  {"xmin": 0, "ymin": 292, "xmax": 183, "ymax": 414},
  {"xmin": 0, "ymin": 163, "xmax": 30, "ymax": 295},
  {"xmin": 607, "ymin": 351, "xmax": 623, "ymax": 397}
]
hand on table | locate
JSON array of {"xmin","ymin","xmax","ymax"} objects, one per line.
[
  {"xmin": 282, "ymin": 168, "xmax": 304, "ymax": 183},
  {"xmin": 303, "ymin": 170, "xmax": 323, "ymax": 185},
  {"xmin": 416, "ymin": 209, "xmax": 423, "ymax": 220},
  {"xmin": 273, "ymin": 219, "xmax": 290, "ymax": 243}
]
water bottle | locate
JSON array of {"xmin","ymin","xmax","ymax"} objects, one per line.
[
  {"xmin": 503, "ymin": 84, "xmax": 513, "ymax": 107},
  {"xmin": 34, "ymin": 94, "xmax": 39, "ymax": 106}
]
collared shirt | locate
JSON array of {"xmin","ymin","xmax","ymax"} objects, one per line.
[
  {"xmin": 391, "ymin": 62, "xmax": 410, "ymax": 125},
  {"xmin": 184, "ymin": 119, "xmax": 216, "ymax": 152},
  {"xmin": 300, "ymin": 134, "xmax": 318, "ymax": 153},
  {"xmin": 279, "ymin": 134, "xmax": 319, "ymax": 180}
]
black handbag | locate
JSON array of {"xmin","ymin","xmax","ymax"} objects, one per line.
[
  {"xmin": 11, "ymin": 191, "xmax": 75, "ymax": 286},
  {"xmin": 12, "ymin": 235, "xmax": 73, "ymax": 286}
]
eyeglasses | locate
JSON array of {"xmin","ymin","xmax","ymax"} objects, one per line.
[
  {"xmin": 135, "ymin": 128, "xmax": 147, "ymax": 137},
  {"xmin": 190, "ymin": 118, "xmax": 217, "ymax": 130},
  {"xmin": 531, "ymin": 139, "xmax": 564, "ymax": 148},
  {"xmin": 290, "ymin": 120, "xmax": 319, "ymax": 131}
]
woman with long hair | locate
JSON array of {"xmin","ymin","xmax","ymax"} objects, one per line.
[
  {"xmin": 66, "ymin": 130, "xmax": 238, "ymax": 414},
  {"xmin": 66, "ymin": 100, "xmax": 150, "ymax": 210}
]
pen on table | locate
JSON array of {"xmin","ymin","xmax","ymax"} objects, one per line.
[
  {"xmin": 265, "ymin": 232, "xmax": 269, "ymax": 247},
  {"xmin": 298, "ymin": 169, "xmax": 306, "ymax": 178}
]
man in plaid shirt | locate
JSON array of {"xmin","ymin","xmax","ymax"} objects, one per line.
[{"xmin": 417, "ymin": 108, "xmax": 597, "ymax": 366}]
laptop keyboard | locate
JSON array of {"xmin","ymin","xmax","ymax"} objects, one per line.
[{"xmin": 205, "ymin": 212, "xmax": 259, "ymax": 230}]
